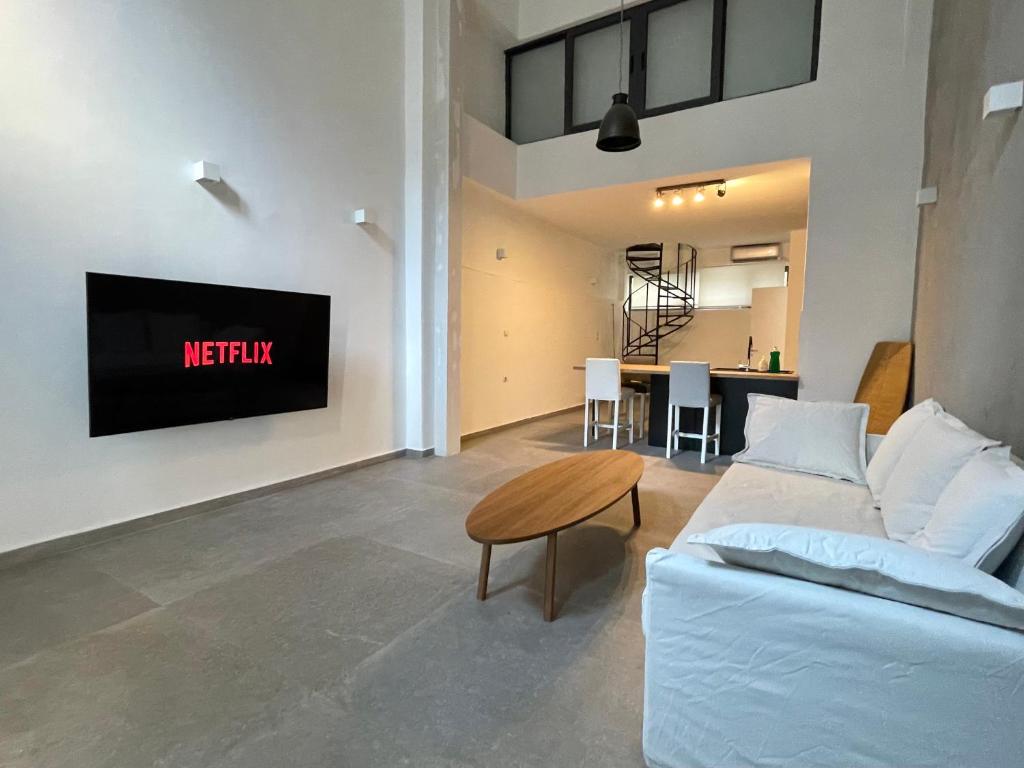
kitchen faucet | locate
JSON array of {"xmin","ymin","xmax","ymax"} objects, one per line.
[{"xmin": 746, "ymin": 336, "xmax": 754, "ymax": 369}]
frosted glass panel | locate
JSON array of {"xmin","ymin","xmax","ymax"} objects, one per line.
[
  {"xmin": 724, "ymin": 0, "xmax": 816, "ymax": 99},
  {"xmin": 510, "ymin": 40, "xmax": 565, "ymax": 143},
  {"xmin": 645, "ymin": 0, "xmax": 714, "ymax": 109},
  {"xmin": 572, "ymin": 21, "xmax": 631, "ymax": 126},
  {"xmin": 697, "ymin": 262, "xmax": 787, "ymax": 308}
]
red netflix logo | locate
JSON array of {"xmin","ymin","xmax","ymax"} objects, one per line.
[{"xmin": 184, "ymin": 341, "xmax": 273, "ymax": 368}]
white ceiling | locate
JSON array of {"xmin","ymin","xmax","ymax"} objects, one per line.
[{"xmin": 513, "ymin": 158, "xmax": 811, "ymax": 250}]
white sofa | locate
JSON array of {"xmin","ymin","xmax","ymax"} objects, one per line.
[{"xmin": 642, "ymin": 449, "xmax": 1024, "ymax": 768}]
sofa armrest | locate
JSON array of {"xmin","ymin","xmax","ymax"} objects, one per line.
[{"xmin": 643, "ymin": 549, "xmax": 1024, "ymax": 768}]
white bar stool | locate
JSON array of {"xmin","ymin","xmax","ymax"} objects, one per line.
[
  {"xmin": 666, "ymin": 361, "xmax": 721, "ymax": 464},
  {"xmin": 583, "ymin": 358, "xmax": 634, "ymax": 449}
]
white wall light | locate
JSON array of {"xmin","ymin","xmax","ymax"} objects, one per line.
[
  {"xmin": 983, "ymin": 81, "xmax": 1023, "ymax": 119},
  {"xmin": 496, "ymin": 247, "xmax": 509, "ymax": 261},
  {"xmin": 353, "ymin": 208, "xmax": 374, "ymax": 226},
  {"xmin": 191, "ymin": 161, "xmax": 221, "ymax": 183},
  {"xmin": 916, "ymin": 187, "xmax": 938, "ymax": 206}
]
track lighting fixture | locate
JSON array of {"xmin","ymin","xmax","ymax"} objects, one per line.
[{"xmin": 651, "ymin": 178, "xmax": 727, "ymax": 210}]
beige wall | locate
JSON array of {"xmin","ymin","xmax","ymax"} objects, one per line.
[
  {"xmin": 784, "ymin": 228, "xmax": 807, "ymax": 370},
  {"xmin": 652, "ymin": 244, "xmax": 794, "ymax": 368},
  {"xmin": 751, "ymin": 287, "xmax": 789, "ymax": 365},
  {"xmin": 460, "ymin": 180, "xmax": 617, "ymax": 434},
  {"xmin": 912, "ymin": 0, "xmax": 1024, "ymax": 453},
  {"xmin": 658, "ymin": 309, "xmax": 752, "ymax": 368}
]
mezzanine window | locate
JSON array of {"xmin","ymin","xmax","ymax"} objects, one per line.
[{"xmin": 506, "ymin": 0, "xmax": 821, "ymax": 144}]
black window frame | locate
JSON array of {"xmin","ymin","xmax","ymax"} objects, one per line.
[{"xmin": 504, "ymin": 0, "xmax": 822, "ymax": 144}]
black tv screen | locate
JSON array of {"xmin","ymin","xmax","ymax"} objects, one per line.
[{"xmin": 86, "ymin": 273, "xmax": 330, "ymax": 437}]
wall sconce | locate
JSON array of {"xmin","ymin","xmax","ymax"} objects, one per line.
[
  {"xmin": 191, "ymin": 161, "xmax": 221, "ymax": 184},
  {"xmin": 983, "ymin": 81, "xmax": 1023, "ymax": 119}
]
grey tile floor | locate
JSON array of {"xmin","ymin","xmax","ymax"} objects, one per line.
[{"xmin": 0, "ymin": 411, "xmax": 727, "ymax": 768}]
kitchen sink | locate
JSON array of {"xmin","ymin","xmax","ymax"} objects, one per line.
[{"xmin": 712, "ymin": 367, "xmax": 795, "ymax": 374}]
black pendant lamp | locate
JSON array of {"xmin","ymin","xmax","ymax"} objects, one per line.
[{"xmin": 596, "ymin": 0, "xmax": 640, "ymax": 152}]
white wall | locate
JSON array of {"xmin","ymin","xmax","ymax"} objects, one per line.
[
  {"xmin": 517, "ymin": 0, "xmax": 622, "ymax": 41},
  {"xmin": 0, "ymin": 1, "xmax": 406, "ymax": 553},
  {"xmin": 460, "ymin": 180, "xmax": 617, "ymax": 434},
  {"xmin": 462, "ymin": 0, "xmax": 516, "ymax": 133},
  {"xmin": 513, "ymin": 0, "xmax": 933, "ymax": 401},
  {"xmin": 464, "ymin": 114, "xmax": 518, "ymax": 198}
]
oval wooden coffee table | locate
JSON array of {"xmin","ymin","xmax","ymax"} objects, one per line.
[{"xmin": 465, "ymin": 450, "xmax": 644, "ymax": 621}]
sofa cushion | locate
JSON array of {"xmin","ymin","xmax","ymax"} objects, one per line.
[
  {"xmin": 733, "ymin": 395, "xmax": 869, "ymax": 484},
  {"xmin": 670, "ymin": 462, "xmax": 883, "ymax": 559},
  {"xmin": 865, "ymin": 398, "xmax": 942, "ymax": 506},
  {"xmin": 881, "ymin": 414, "xmax": 998, "ymax": 542},
  {"xmin": 909, "ymin": 450, "xmax": 1024, "ymax": 572},
  {"xmin": 689, "ymin": 523, "xmax": 1024, "ymax": 631}
]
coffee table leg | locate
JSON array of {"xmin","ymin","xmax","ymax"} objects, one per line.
[
  {"xmin": 631, "ymin": 484, "xmax": 641, "ymax": 527},
  {"xmin": 477, "ymin": 544, "xmax": 492, "ymax": 601},
  {"xmin": 544, "ymin": 533, "xmax": 557, "ymax": 621}
]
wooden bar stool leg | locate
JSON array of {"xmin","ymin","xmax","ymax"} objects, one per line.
[
  {"xmin": 544, "ymin": 533, "xmax": 557, "ymax": 621},
  {"xmin": 631, "ymin": 483, "xmax": 641, "ymax": 527},
  {"xmin": 477, "ymin": 543, "xmax": 492, "ymax": 601}
]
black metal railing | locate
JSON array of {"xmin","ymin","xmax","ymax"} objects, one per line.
[{"xmin": 621, "ymin": 242, "xmax": 697, "ymax": 362}]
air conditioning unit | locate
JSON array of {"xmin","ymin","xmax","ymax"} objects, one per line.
[{"xmin": 731, "ymin": 243, "xmax": 782, "ymax": 262}]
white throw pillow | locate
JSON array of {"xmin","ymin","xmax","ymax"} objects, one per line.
[
  {"xmin": 880, "ymin": 414, "xmax": 998, "ymax": 542},
  {"xmin": 688, "ymin": 523, "xmax": 1024, "ymax": 631},
  {"xmin": 733, "ymin": 395, "xmax": 868, "ymax": 484},
  {"xmin": 865, "ymin": 399, "xmax": 943, "ymax": 506},
  {"xmin": 909, "ymin": 450, "xmax": 1024, "ymax": 572}
]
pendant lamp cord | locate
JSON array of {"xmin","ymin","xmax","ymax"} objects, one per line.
[{"xmin": 617, "ymin": 0, "xmax": 625, "ymax": 93}]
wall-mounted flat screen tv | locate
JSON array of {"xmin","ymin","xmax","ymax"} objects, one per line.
[{"xmin": 86, "ymin": 273, "xmax": 330, "ymax": 437}]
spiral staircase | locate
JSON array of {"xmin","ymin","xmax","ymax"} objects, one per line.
[{"xmin": 621, "ymin": 242, "xmax": 697, "ymax": 363}]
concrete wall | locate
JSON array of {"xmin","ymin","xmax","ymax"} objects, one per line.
[
  {"xmin": 0, "ymin": 1, "xmax": 406, "ymax": 553},
  {"xmin": 513, "ymin": 0, "xmax": 934, "ymax": 403},
  {"xmin": 460, "ymin": 180, "xmax": 617, "ymax": 434},
  {"xmin": 912, "ymin": 0, "xmax": 1024, "ymax": 452}
]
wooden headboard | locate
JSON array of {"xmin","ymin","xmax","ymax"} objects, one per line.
[{"xmin": 855, "ymin": 342, "xmax": 913, "ymax": 434}]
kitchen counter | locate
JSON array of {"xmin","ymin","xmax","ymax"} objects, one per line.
[
  {"xmin": 573, "ymin": 363, "xmax": 799, "ymax": 381},
  {"xmin": 574, "ymin": 361, "xmax": 800, "ymax": 453}
]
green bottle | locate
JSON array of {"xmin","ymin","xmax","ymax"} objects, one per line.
[{"xmin": 769, "ymin": 346, "xmax": 781, "ymax": 373}]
